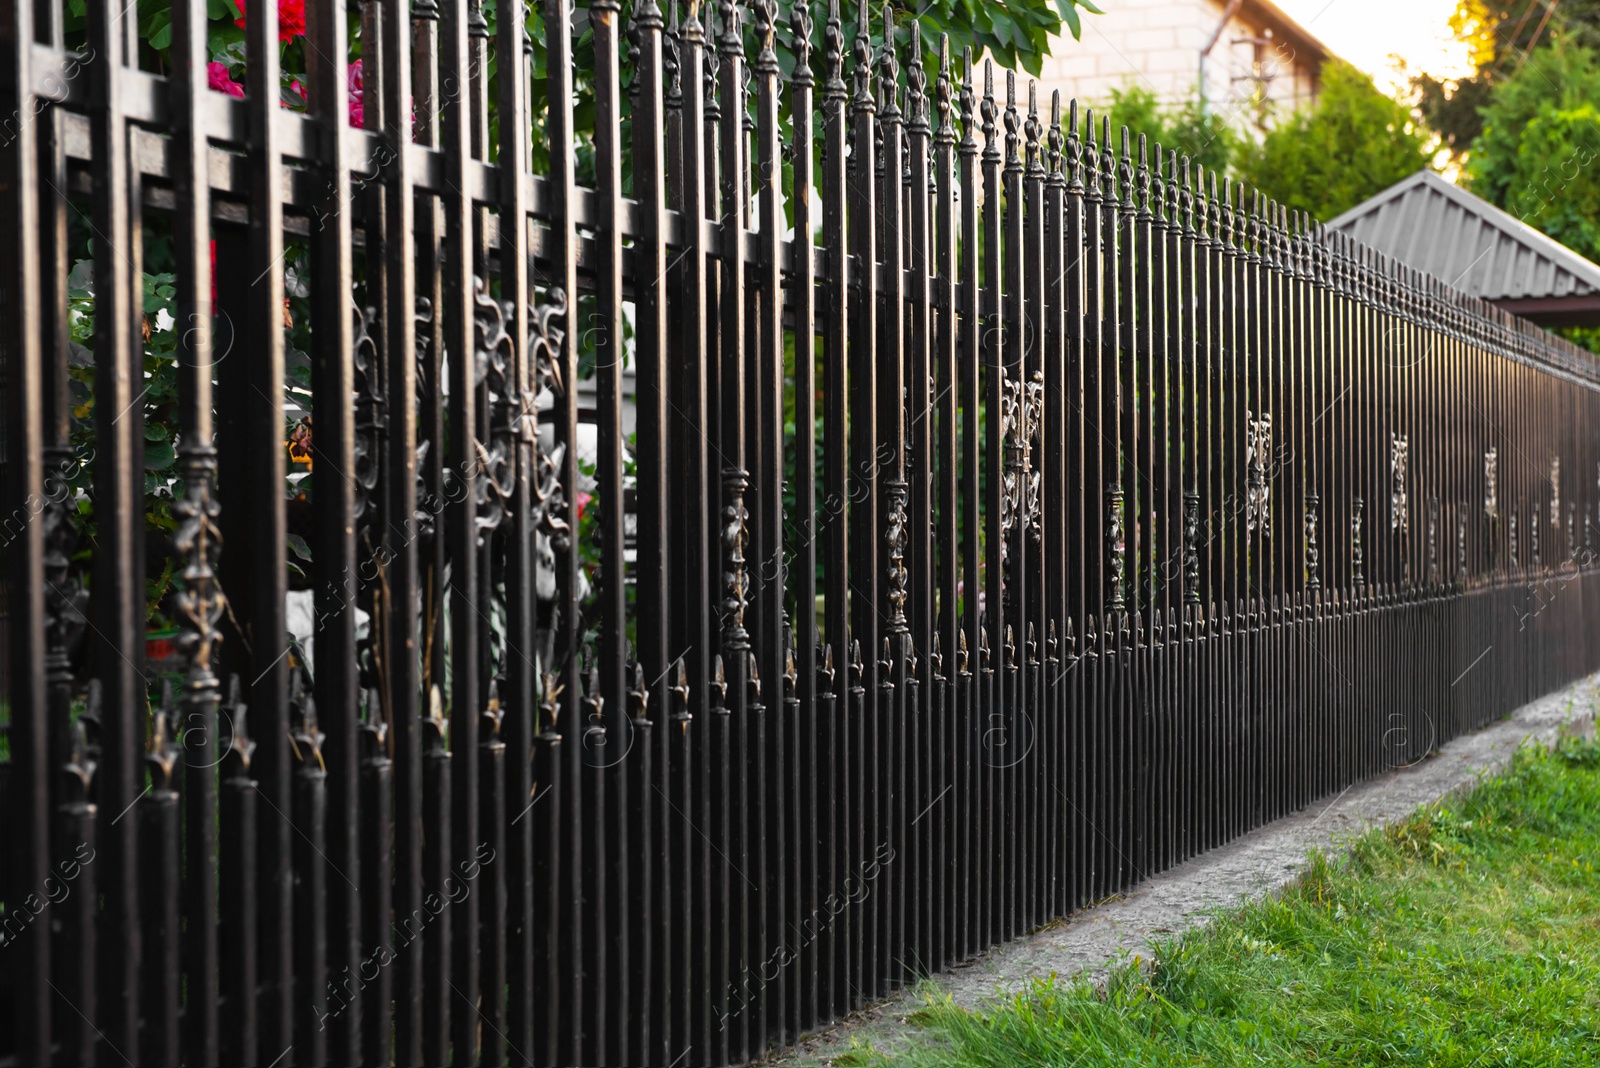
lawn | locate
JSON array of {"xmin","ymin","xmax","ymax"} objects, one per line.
[{"xmin": 845, "ymin": 735, "xmax": 1600, "ymax": 1067}]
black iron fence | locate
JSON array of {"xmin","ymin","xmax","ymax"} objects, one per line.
[{"xmin": 3, "ymin": 0, "xmax": 1599, "ymax": 1065}]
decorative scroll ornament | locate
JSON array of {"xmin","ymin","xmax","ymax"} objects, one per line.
[
  {"xmin": 1304, "ymin": 490, "xmax": 1321, "ymax": 590},
  {"xmin": 1390, "ymin": 431, "xmax": 1409, "ymax": 535},
  {"xmin": 474, "ymin": 277, "xmax": 519, "ymax": 542},
  {"xmin": 1550, "ymin": 456, "xmax": 1560, "ymax": 526},
  {"xmin": 1352, "ymin": 496, "xmax": 1366, "ymax": 587},
  {"xmin": 173, "ymin": 444, "xmax": 225, "ymax": 686},
  {"xmin": 885, "ymin": 477, "xmax": 910, "ymax": 636},
  {"xmin": 1484, "ymin": 446, "xmax": 1498, "ymax": 518},
  {"xmin": 721, "ymin": 466, "xmax": 751, "ymax": 650},
  {"xmin": 352, "ymin": 304, "xmax": 387, "ymax": 528},
  {"xmin": 414, "ymin": 296, "xmax": 438, "ymax": 546},
  {"xmin": 1183, "ymin": 491, "xmax": 1201, "ymax": 604},
  {"xmin": 1108, "ymin": 489, "xmax": 1127, "ymax": 611},
  {"xmin": 43, "ymin": 444, "xmax": 87, "ymax": 690},
  {"xmin": 999, "ymin": 369, "xmax": 1044, "ymax": 546},
  {"xmin": 529, "ymin": 288, "xmax": 571, "ymax": 552},
  {"xmin": 1244, "ymin": 410, "xmax": 1272, "ymax": 535}
]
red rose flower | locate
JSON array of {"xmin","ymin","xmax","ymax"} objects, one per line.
[
  {"xmin": 234, "ymin": 0, "xmax": 307, "ymax": 43},
  {"xmin": 207, "ymin": 61, "xmax": 245, "ymax": 99}
]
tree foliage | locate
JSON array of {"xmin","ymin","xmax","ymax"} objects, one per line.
[
  {"xmin": 1096, "ymin": 84, "xmax": 1237, "ymax": 179},
  {"xmin": 1415, "ymin": 0, "xmax": 1600, "ymax": 160},
  {"xmin": 1462, "ymin": 41, "xmax": 1600, "ymax": 264},
  {"xmin": 1234, "ymin": 62, "xmax": 1431, "ymax": 223}
]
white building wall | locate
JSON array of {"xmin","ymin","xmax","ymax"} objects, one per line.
[{"xmin": 1033, "ymin": 0, "xmax": 1324, "ymax": 134}]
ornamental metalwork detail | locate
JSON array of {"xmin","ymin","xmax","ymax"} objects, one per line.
[
  {"xmin": 1000, "ymin": 368, "xmax": 1043, "ymax": 545},
  {"xmin": 474, "ymin": 277, "xmax": 518, "ymax": 542},
  {"xmin": 1427, "ymin": 497, "xmax": 1440, "ymax": 585},
  {"xmin": 352, "ymin": 303, "xmax": 386, "ymax": 529},
  {"xmin": 1484, "ymin": 446, "xmax": 1497, "ymax": 518},
  {"xmin": 1510, "ymin": 512, "xmax": 1519, "ymax": 569},
  {"xmin": 1352, "ymin": 496, "xmax": 1366, "ymax": 587},
  {"xmin": 1305, "ymin": 490, "xmax": 1321, "ymax": 590},
  {"xmin": 1245, "ymin": 410, "xmax": 1272, "ymax": 535},
  {"xmin": 1390, "ymin": 431, "xmax": 1409, "ymax": 535},
  {"xmin": 530, "ymin": 288, "xmax": 571, "ymax": 552},
  {"xmin": 1183, "ymin": 490, "xmax": 1201, "ymax": 604},
  {"xmin": 885, "ymin": 477, "xmax": 910, "ymax": 636},
  {"xmin": 1457, "ymin": 508, "xmax": 1468, "ymax": 581},
  {"xmin": 1108, "ymin": 488, "xmax": 1127, "ymax": 611},
  {"xmin": 721, "ymin": 466, "xmax": 751, "ymax": 650},
  {"xmin": 173, "ymin": 444, "xmax": 225, "ymax": 687},
  {"xmin": 1550, "ymin": 456, "xmax": 1561, "ymax": 526}
]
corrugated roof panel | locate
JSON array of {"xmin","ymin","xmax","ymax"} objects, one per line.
[{"xmin": 1328, "ymin": 170, "xmax": 1600, "ymax": 305}]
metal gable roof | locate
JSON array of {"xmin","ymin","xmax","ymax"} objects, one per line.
[{"xmin": 1327, "ymin": 169, "xmax": 1600, "ymax": 317}]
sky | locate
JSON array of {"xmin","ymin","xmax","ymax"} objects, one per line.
[{"xmin": 1273, "ymin": 0, "xmax": 1476, "ymax": 95}]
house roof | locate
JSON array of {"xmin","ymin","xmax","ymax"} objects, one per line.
[
  {"xmin": 1327, "ymin": 169, "xmax": 1600, "ymax": 326},
  {"xmin": 1239, "ymin": 0, "xmax": 1333, "ymax": 67}
]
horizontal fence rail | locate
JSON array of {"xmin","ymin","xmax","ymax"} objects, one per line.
[{"xmin": 3, "ymin": 0, "xmax": 1600, "ymax": 1065}]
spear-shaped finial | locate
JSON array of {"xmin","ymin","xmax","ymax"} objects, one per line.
[
  {"xmin": 791, "ymin": 0, "xmax": 813, "ymax": 81},
  {"xmin": 823, "ymin": 0, "xmax": 845, "ymax": 98},
  {"xmin": 1003, "ymin": 70, "xmax": 1021, "ymax": 171},
  {"xmin": 907, "ymin": 19, "xmax": 928, "ymax": 132},
  {"xmin": 1025, "ymin": 81, "xmax": 1044, "ymax": 176},
  {"xmin": 1100, "ymin": 116, "xmax": 1116, "ymax": 203},
  {"xmin": 1180, "ymin": 154, "xmax": 1194, "ymax": 236},
  {"xmin": 1048, "ymin": 91, "xmax": 1064, "ymax": 181},
  {"xmin": 981, "ymin": 61, "xmax": 999, "ymax": 161},
  {"xmin": 1083, "ymin": 107, "xmax": 1100, "ymax": 198},
  {"xmin": 851, "ymin": 0, "xmax": 873, "ymax": 108},
  {"xmin": 1066, "ymin": 98, "xmax": 1083, "ymax": 192},
  {"xmin": 878, "ymin": 5, "xmax": 900, "ymax": 121},
  {"xmin": 958, "ymin": 47, "xmax": 976, "ymax": 151},
  {"xmin": 934, "ymin": 34, "xmax": 954, "ymax": 143},
  {"xmin": 1118, "ymin": 125, "xmax": 1134, "ymax": 213},
  {"xmin": 753, "ymin": 0, "xmax": 777, "ymax": 72},
  {"xmin": 1136, "ymin": 134, "xmax": 1152, "ymax": 219},
  {"xmin": 666, "ymin": 0, "xmax": 683, "ymax": 89}
]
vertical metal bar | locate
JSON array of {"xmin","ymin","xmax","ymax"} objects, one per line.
[
  {"xmin": 631, "ymin": 0, "xmax": 673, "ymax": 1058},
  {"xmin": 440, "ymin": 0, "xmax": 483, "ymax": 1055},
  {"xmin": 905, "ymin": 21, "xmax": 936, "ymax": 983},
  {"xmin": 877, "ymin": 13, "xmax": 908, "ymax": 994},
  {"xmin": 847, "ymin": 0, "xmax": 880, "ymax": 1004},
  {"xmin": 713, "ymin": 2, "xmax": 750, "ymax": 1057},
  {"xmin": 672, "ymin": 2, "xmax": 711, "ymax": 1058},
  {"xmin": 819, "ymin": 2, "xmax": 849, "ymax": 1019},
  {"xmin": 592, "ymin": 0, "xmax": 631, "ymax": 1054},
  {"xmin": 955, "ymin": 51, "xmax": 981, "ymax": 960},
  {"xmin": 305, "ymin": 0, "xmax": 360, "ymax": 1061},
  {"xmin": 221, "ymin": 701, "xmax": 259, "ymax": 1066},
  {"xmin": 932, "ymin": 39, "xmax": 961, "ymax": 964},
  {"xmin": 788, "ymin": 0, "xmax": 820, "ymax": 1037},
  {"xmin": 85, "ymin": 5, "xmax": 143, "ymax": 1058},
  {"xmin": 753, "ymin": 0, "xmax": 788, "ymax": 1045},
  {"xmin": 977, "ymin": 61, "xmax": 1003, "ymax": 945}
]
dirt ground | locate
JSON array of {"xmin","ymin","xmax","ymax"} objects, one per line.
[{"xmin": 765, "ymin": 674, "xmax": 1600, "ymax": 1066}]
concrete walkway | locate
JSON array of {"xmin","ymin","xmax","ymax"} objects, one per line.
[{"xmin": 767, "ymin": 673, "xmax": 1600, "ymax": 1066}]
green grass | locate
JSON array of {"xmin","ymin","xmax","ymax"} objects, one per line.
[{"xmin": 847, "ymin": 735, "xmax": 1600, "ymax": 1068}]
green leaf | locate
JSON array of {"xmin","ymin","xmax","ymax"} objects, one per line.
[{"xmin": 144, "ymin": 439, "xmax": 177, "ymax": 472}]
